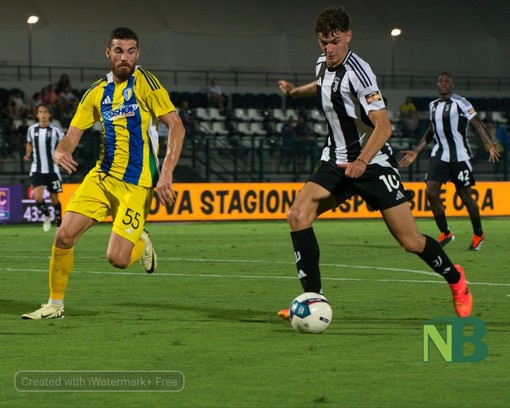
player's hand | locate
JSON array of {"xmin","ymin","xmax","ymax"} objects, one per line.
[
  {"xmin": 399, "ymin": 150, "xmax": 418, "ymax": 168},
  {"xmin": 488, "ymin": 144, "xmax": 501, "ymax": 163},
  {"xmin": 53, "ymin": 150, "xmax": 78, "ymax": 174},
  {"xmin": 278, "ymin": 80, "xmax": 294, "ymax": 95},
  {"xmin": 155, "ymin": 173, "xmax": 177, "ymax": 207},
  {"xmin": 339, "ymin": 160, "xmax": 367, "ymax": 179}
]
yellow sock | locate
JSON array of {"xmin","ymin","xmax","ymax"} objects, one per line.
[
  {"xmin": 127, "ymin": 238, "xmax": 145, "ymax": 268},
  {"xmin": 49, "ymin": 245, "xmax": 74, "ymax": 300}
]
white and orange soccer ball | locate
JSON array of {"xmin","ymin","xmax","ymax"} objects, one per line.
[{"xmin": 289, "ymin": 292, "xmax": 332, "ymax": 334}]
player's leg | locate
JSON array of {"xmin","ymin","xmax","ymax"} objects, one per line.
[
  {"xmin": 426, "ymin": 158, "xmax": 454, "ymax": 246},
  {"xmin": 47, "ymin": 174, "xmax": 63, "ymax": 227},
  {"xmin": 381, "ymin": 203, "xmax": 472, "ymax": 317},
  {"xmin": 32, "ymin": 182, "xmax": 51, "ymax": 231},
  {"xmin": 107, "ymin": 181, "xmax": 156, "ymax": 272},
  {"xmin": 277, "ymin": 180, "xmax": 336, "ymax": 320},
  {"xmin": 287, "ymin": 181, "xmax": 337, "ymax": 294},
  {"xmin": 454, "ymin": 162, "xmax": 484, "ymax": 250},
  {"xmin": 32, "ymin": 184, "xmax": 49, "ymax": 215},
  {"xmin": 22, "ymin": 211, "xmax": 95, "ymax": 320},
  {"xmin": 22, "ymin": 170, "xmax": 107, "ymax": 319}
]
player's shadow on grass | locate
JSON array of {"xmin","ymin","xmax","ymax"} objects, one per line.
[
  {"xmin": 322, "ymin": 243, "xmax": 398, "ymax": 250},
  {"xmin": 115, "ymin": 301, "xmax": 283, "ymax": 324}
]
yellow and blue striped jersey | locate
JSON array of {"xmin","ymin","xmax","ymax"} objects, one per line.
[{"xmin": 71, "ymin": 66, "xmax": 175, "ymax": 187}]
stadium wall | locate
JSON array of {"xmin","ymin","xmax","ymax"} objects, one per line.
[{"xmin": 2, "ymin": 182, "xmax": 508, "ymax": 225}]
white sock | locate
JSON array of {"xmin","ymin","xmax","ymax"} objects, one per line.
[{"xmin": 48, "ymin": 298, "xmax": 64, "ymax": 308}]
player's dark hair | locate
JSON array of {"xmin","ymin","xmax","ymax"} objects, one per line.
[
  {"xmin": 438, "ymin": 72, "xmax": 454, "ymax": 80},
  {"xmin": 36, "ymin": 103, "xmax": 52, "ymax": 118},
  {"xmin": 314, "ymin": 6, "xmax": 351, "ymax": 37},
  {"xmin": 109, "ymin": 27, "xmax": 139, "ymax": 48}
]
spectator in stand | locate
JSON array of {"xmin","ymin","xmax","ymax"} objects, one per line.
[
  {"xmin": 55, "ymin": 73, "xmax": 72, "ymax": 95},
  {"xmin": 4, "ymin": 90, "xmax": 27, "ymax": 120},
  {"xmin": 399, "ymin": 97, "xmax": 419, "ymax": 139},
  {"xmin": 178, "ymin": 100, "xmax": 199, "ymax": 137},
  {"xmin": 277, "ymin": 116, "xmax": 296, "ymax": 172},
  {"xmin": 58, "ymin": 84, "xmax": 79, "ymax": 126},
  {"xmin": 496, "ymin": 123, "xmax": 510, "ymax": 150},
  {"xmin": 41, "ymin": 84, "xmax": 61, "ymax": 119},
  {"xmin": 207, "ymin": 78, "xmax": 227, "ymax": 113},
  {"xmin": 29, "ymin": 91, "xmax": 43, "ymax": 119},
  {"xmin": 294, "ymin": 114, "xmax": 314, "ymax": 172}
]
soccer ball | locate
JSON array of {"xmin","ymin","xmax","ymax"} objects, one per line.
[{"xmin": 289, "ymin": 292, "xmax": 332, "ymax": 334}]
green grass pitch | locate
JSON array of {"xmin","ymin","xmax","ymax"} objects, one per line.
[{"xmin": 1, "ymin": 218, "xmax": 509, "ymax": 408}]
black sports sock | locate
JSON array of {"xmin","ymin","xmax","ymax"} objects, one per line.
[
  {"xmin": 471, "ymin": 217, "xmax": 483, "ymax": 237},
  {"xmin": 433, "ymin": 214, "xmax": 450, "ymax": 234},
  {"xmin": 36, "ymin": 201, "xmax": 50, "ymax": 217},
  {"xmin": 290, "ymin": 228, "xmax": 322, "ymax": 293},
  {"xmin": 418, "ymin": 235, "xmax": 460, "ymax": 284}
]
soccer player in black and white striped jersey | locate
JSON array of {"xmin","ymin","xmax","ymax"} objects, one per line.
[
  {"xmin": 399, "ymin": 72, "xmax": 500, "ymax": 250},
  {"xmin": 24, "ymin": 104, "xmax": 64, "ymax": 231},
  {"xmin": 276, "ymin": 6, "xmax": 473, "ymax": 319}
]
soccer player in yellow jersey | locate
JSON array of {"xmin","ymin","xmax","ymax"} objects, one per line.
[{"xmin": 22, "ymin": 27, "xmax": 185, "ymax": 319}]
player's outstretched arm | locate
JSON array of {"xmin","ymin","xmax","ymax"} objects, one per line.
[
  {"xmin": 399, "ymin": 124, "xmax": 433, "ymax": 168},
  {"xmin": 156, "ymin": 111, "xmax": 185, "ymax": 206},
  {"xmin": 53, "ymin": 126, "xmax": 83, "ymax": 174},
  {"xmin": 277, "ymin": 80, "xmax": 317, "ymax": 98},
  {"xmin": 470, "ymin": 116, "xmax": 501, "ymax": 163}
]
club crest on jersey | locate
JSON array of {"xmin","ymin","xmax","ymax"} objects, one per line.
[
  {"xmin": 332, "ymin": 76, "xmax": 340, "ymax": 92},
  {"xmin": 123, "ymin": 87, "xmax": 133, "ymax": 101},
  {"xmin": 365, "ymin": 91, "xmax": 382, "ymax": 105}
]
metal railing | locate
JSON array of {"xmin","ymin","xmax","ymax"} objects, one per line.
[
  {"xmin": 1, "ymin": 132, "xmax": 507, "ymax": 187},
  {"xmin": 2, "ymin": 64, "xmax": 510, "ymax": 92},
  {"xmin": 178, "ymin": 134, "xmax": 509, "ymax": 183}
]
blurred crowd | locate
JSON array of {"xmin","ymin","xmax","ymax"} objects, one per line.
[{"xmin": 0, "ymin": 73, "xmax": 79, "ymax": 158}]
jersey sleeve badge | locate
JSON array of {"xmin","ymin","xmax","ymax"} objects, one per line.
[{"xmin": 365, "ymin": 91, "xmax": 382, "ymax": 105}]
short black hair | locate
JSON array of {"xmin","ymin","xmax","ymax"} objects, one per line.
[
  {"xmin": 314, "ymin": 6, "xmax": 351, "ymax": 37},
  {"xmin": 438, "ymin": 72, "xmax": 454, "ymax": 80},
  {"xmin": 108, "ymin": 27, "xmax": 139, "ymax": 48}
]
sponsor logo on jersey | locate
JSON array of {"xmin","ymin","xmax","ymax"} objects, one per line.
[
  {"xmin": 365, "ymin": 91, "xmax": 382, "ymax": 104},
  {"xmin": 102, "ymin": 104, "xmax": 139, "ymax": 121},
  {"xmin": 468, "ymin": 108, "xmax": 476, "ymax": 115},
  {"xmin": 102, "ymin": 95, "xmax": 112, "ymax": 105}
]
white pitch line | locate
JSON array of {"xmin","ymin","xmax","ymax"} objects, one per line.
[{"xmin": 0, "ymin": 256, "xmax": 510, "ymax": 286}]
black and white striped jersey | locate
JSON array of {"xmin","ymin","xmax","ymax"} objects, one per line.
[
  {"xmin": 26, "ymin": 124, "xmax": 64, "ymax": 175},
  {"xmin": 429, "ymin": 94, "xmax": 476, "ymax": 162},
  {"xmin": 316, "ymin": 50, "xmax": 393, "ymax": 166}
]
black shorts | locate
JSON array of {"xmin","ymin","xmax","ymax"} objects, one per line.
[
  {"xmin": 425, "ymin": 157, "xmax": 475, "ymax": 188},
  {"xmin": 308, "ymin": 161, "xmax": 408, "ymax": 211},
  {"xmin": 30, "ymin": 172, "xmax": 63, "ymax": 193}
]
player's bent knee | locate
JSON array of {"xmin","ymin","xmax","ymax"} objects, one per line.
[
  {"xmin": 401, "ymin": 235, "xmax": 426, "ymax": 254},
  {"xmin": 402, "ymin": 242, "xmax": 422, "ymax": 254},
  {"xmin": 287, "ymin": 206, "xmax": 308, "ymax": 229},
  {"xmin": 54, "ymin": 229, "xmax": 75, "ymax": 249},
  {"xmin": 107, "ymin": 255, "xmax": 129, "ymax": 269}
]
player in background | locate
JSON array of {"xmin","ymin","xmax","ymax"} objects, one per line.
[
  {"xmin": 24, "ymin": 104, "xmax": 64, "ymax": 231},
  {"xmin": 23, "ymin": 27, "xmax": 185, "ymax": 319},
  {"xmin": 399, "ymin": 72, "xmax": 500, "ymax": 250},
  {"xmin": 276, "ymin": 6, "xmax": 473, "ymax": 320}
]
